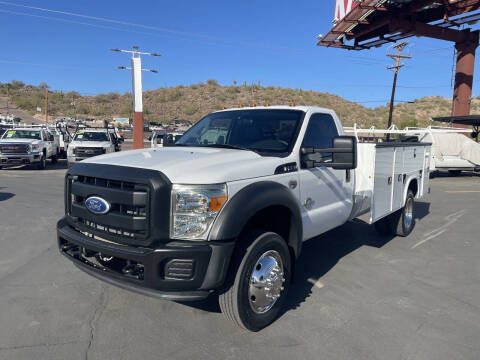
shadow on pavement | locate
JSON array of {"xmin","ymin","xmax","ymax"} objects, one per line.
[
  {"xmin": 431, "ymin": 170, "xmax": 480, "ymax": 178},
  {"xmin": 283, "ymin": 201, "xmax": 429, "ymax": 314},
  {"xmin": 0, "ymin": 159, "xmax": 68, "ymax": 171}
]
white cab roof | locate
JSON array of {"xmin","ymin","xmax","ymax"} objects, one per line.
[{"xmin": 213, "ymin": 105, "xmax": 333, "ymax": 114}]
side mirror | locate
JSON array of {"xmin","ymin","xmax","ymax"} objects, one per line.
[{"xmin": 301, "ymin": 136, "xmax": 357, "ymax": 170}]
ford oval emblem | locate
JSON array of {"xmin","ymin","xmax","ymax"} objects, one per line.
[{"xmin": 85, "ymin": 196, "xmax": 110, "ymax": 215}]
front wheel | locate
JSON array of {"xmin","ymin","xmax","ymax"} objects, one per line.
[
  {"xmin": 219, "ymin": 231, "xmax": 291, "ymax": 331},
  {"xmin": 37, "ymin": 155, "xmax": 46, "ymax": 170}
]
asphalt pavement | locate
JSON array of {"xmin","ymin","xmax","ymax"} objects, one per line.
[{"xmin": 1, "ymin": 162, "xmax": 479, "ymax": 360}]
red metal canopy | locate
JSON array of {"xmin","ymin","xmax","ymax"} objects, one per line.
[
  {"xmin": 318, "ymin": 0, "xmax": 480, "ymax": 118},
  {"xmin": 318, "ymin": 0, "xmax": 480, "ymax": 50}
]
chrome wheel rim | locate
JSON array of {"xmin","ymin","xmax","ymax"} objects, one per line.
[
  {"xmin": 404, "ymin": 197, "xmax": 414, "ymax": 229},
  {"xmin": 248, "ymin": 250, "xmax": 285, "ymax": 314}
]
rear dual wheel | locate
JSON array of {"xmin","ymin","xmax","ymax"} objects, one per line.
[
  {"xmin": 219, "ymin": 231, "xmax": 291, "ymax": 331},
  {"xmin": 374, "ymin": 189, "xmax": 415, "ymax": 237}
]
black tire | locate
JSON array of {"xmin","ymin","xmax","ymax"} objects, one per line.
[
  {"xmin": 219, "ymin": 231, "xmax": 291, "ymax": 331},
  {"xmin": 390, "ymin": 190, "xmax": 416, "ymax": 237},
  {"xmin": 37, "ymin": 155, "xmax": 46, "ymax": 170},
  {"xmin": 51, "ymin": 154, "xmax": 58, "ymax": 164},
  {"xmin": 374, "ymin": 216, "xmax": 394, "ymax": 236},
  {"xmin": 449, "ymin": 170, "xmax": 462, "ymax": 176}
]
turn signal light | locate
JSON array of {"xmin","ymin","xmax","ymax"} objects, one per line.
[
  {"xmin": 210, "ymin": 195, "xmax": 227, "ymax": 212},
  {"xmin": 238, "ymin": 104, "xmax": 244, "ymax": 108},
  {"xmin": 289, "ymin": 102, "xmax": 296, "ymax": 107},
  {"xmin": 264, "ymin": 101, "xmax": 270, "ymax": 106},
  {"xmin": 250, "ymin": 102, "xmax": 256, "ymax": 107}
]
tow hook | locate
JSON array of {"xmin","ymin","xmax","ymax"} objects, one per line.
[{"xmin": 122, "ymin": 260, "xmax": 144, "ymax": 279}]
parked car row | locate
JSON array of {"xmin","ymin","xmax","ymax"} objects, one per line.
[{"xmin": 0, "ymin": 124, "xmax": 124, "ymax": 170}]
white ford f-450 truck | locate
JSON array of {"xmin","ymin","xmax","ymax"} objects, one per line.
[
  {"xmin": 57, "ymin": 106, "xmax": 431, "ymax": 331},
  {"xmin": 0, "ymin": 127, "xmax": 59, "ymax": 169}
]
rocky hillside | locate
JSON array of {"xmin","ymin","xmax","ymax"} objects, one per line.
[{"xmin": 0, "ymin": 80, "xmax": 471, "ymax": 128}]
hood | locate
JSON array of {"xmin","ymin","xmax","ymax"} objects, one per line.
[
  {"xmin": 84, "ymin": 147, "xmax": 289, "ymax": 183},
  {"xmin": 0, "ymin": 138, "xmax": 40, "ymax": 145},
  {"xmin": 70, "ymin": 141, "xmax": 111, "ymax": 148}
]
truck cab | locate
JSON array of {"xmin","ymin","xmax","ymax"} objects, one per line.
[
  {"xmin": 0, "ymin": 127, "xmax": 59, "ymax": 169},
  {"xmin": 57, "ymin": 106, "xmax": 430, "ymax": 331}
]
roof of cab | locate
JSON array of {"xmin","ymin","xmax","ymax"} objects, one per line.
[{"xmin": 213, "ymin": 105, "xmax": 334, "ymax": 114}]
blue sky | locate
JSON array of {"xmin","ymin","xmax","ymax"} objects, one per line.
[{"xmin": 1, "ymin": 0, "xmax": 478, "ymax": 108}]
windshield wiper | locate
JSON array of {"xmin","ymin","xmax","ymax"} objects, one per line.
[{"xmin": 200, "ymin": 144, "xmax": 260, "ymax": 154}]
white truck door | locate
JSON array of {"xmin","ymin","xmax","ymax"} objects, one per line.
[
  {"xmin": 298, "ymin": 113, "xmax": 354, "ymax": 240},
  {"xmin": 43, "ymin": 131, "xmax": 53, "ymax": 156}
]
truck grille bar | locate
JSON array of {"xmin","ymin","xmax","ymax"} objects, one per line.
[
  {"xmin": 74, "ymin": 147, "xmax": 106, "ymax": 157},
  {"xmin": 67, "ymin": 174, "xmax": 150, "ymax": 244},
  {"xmin": 0, "ymin": 144, "xmax": 30, "ymax": 154}
]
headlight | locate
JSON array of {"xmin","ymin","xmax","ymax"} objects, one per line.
[
  {"xmin": 31, "ymin": 144, "xmax": 40, "ymax": 152},
  {"xmin": 170, "ymin": 184, "xmax": 227, "ymax": 240}
]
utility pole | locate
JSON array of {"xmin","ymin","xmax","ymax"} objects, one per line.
[
  {"xmin": 44, "ymin": 87, "xmax": 48, "ymax": 123},
  {"xmin": 71, "ymin": 94, "xmax": 77, "ymax": 121},
  {"xmin": 386, "ymin": 42, "xmax": 411, "ymax": 134},
  {"xmin": 111, "ymin": 46, "xmax": 160, "ymax": 149},
  {"xmin": 6, "ymin": 84, "xmax": 9, "ymax": 120}
]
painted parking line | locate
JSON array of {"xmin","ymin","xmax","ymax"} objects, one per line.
[{"xmin": 412, "ymin": 209, "xmax": 466, "ymax": 249}]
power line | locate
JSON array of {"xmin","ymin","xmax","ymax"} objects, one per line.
[{"xmin": 0, "ymin": 1, "xmax": 309, "ymax": 54}]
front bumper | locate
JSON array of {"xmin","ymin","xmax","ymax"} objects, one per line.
[
  {"xmin": 0, "ymin": 153, "xmax": 41, "ymax": 165},
  {"xmin": 67, "ymin": 156, "xmax": 86, "ymax": 163},
  {"xmin": 57, "ymin": 218, "xmax": 235, "ymax": 301}
]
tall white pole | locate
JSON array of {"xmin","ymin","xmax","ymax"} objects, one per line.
[
  {"xmin": 131, "ymin": 56, "xmax": 144, "ymax": 149},
  {"xmin": 111, "ymin": 46, "xmax": 160, "ymax": 149}
]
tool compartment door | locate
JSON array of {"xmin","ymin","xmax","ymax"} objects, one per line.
[
  {"xmin": 372, "ymin": 147, "xmax": 394, "ymax": 222},
  {"xmin": 392, "ymin": 147, "xmax": 405, "ymax": 212},
  {"xmin": 420, "ymin": 146, "xmax": 431, "ymax": 197}
]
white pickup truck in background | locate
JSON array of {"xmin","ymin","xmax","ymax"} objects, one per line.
[
  {"xmin": 57, "ymin": 106, "xmax": 431, "ymax": 331},
  {"xmin": 0, "ymin": 127, "xmax": 59, "ymax": 169},
  {"xmin": 67, "ymin": 128, "xmax": 121, "ymax": 167}
]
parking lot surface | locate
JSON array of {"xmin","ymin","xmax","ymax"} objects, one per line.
[{"xmin": 1, "ymin": 163, "xmax": 479, "ymax": 360}]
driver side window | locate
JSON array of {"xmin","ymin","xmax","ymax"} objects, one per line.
[{"xmin": 302, "ymin": 113, "xmax": 339, "ymax": 165}]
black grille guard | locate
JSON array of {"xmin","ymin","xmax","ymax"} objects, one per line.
[{"xmin": 65, "ymin": 162, "xmax": 172, "ymax": 247}]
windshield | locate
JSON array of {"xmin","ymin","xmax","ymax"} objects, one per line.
[
  {"xmin": 2, "ymin": 130, "xmax": 41, "ymax": 140},
  {"xmin": 175, "ymin": 110, "xmax": 304, "ymax": 155},
  {"xmin": 74, "ymin": 131, "xmax": 109, "ymax": 142}
]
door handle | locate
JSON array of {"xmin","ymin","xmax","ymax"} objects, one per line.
[{"xmin": 304, "ymin": 198, "xmax": 313, "ymax": 208}]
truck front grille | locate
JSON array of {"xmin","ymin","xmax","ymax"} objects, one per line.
[
  {"xmin": 65, "ymin": 163, "xmax": 172, "ymax": 246},
  {"xmin": 67, "ymin": 174, "xmax": 150, "ymax": 244},
  {"xmin": 0, "ymin": 144, "xmax": 30, "ymax": 154},
  {"xmin": 74, "ymin": 147, "xmax": 106, "ymax": 157}
]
